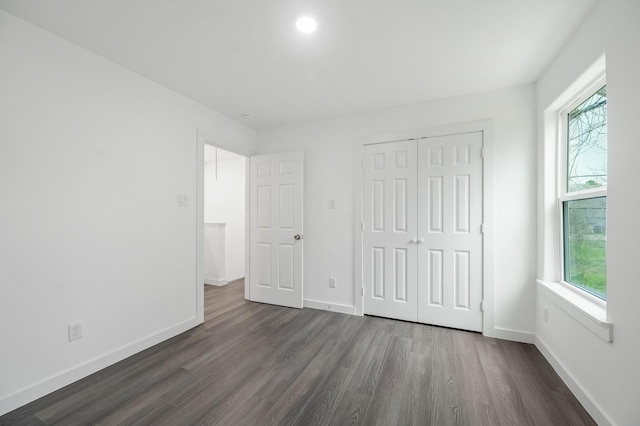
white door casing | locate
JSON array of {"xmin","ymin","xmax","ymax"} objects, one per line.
[
  {"xmin": 363, "ymin": 141, "xmax": 418, "ymax": 322},
  {"xmin": 250, "ymin": 151, "xmax": 304, "ymax": 308},
  {"xmin": 361, "ymin": 132, "xmax": 484, "ymax": 332},
  {"xmin": 417, "ymin": 132, "xmax": 483, "ymax": 331}
]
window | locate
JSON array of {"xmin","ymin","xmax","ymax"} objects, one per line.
[{"xmin": 560, "ymin": 83, "xmax": 607, "ymax": 300}]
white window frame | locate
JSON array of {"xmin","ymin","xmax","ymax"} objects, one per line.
[
  {"xmin": 556, "ymin": 75, "xmax": 607, "ymax": 307},
  {"xmin": 538, "ymin": 56, "xmax": 612, "ymax": 342}
]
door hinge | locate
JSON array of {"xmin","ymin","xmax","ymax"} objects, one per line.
[
  {"xmin": 362, "ymin": 287, "xmax": 365, "ymax": 296},
  {"xmin": 361, "ymin": 159, "xmax": 365, "ymax": 169},
  {"xmin": 481, "ymin": 148, "xmax": 485, "ymax": 159},
  {"xmin": 361, "ymin": 221, "xmax": 365, "ymax": 231},
  {"xmin": 480, "ymin": 300, "xmax": 484, "ymax": 311},
  {"xmin": 481, "ymin": 223, "xmax": 485, "ymax": 234}
]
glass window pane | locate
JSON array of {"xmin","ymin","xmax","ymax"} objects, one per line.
[
  {"xmin": 563, "ymin": 197, "xmax": 606, "ymax": 299},
  {"xmin": 567, "ymin": 86, "xmax": 607, "ymax": 192}
]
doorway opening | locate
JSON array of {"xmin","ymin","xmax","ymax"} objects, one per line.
[
  {"xmin": 203, "ymin": 145, "xmax": 246, "ymax": 288},
  {"xmin": 196, "ymin": 131, "xmax": 304, "ymax": 323}
]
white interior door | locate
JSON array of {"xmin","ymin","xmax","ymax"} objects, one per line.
[
  {"xmin": 417, "ymin": 132, "xmax": 483, "ymax": 331},
  {"xmin": 363, "ymin": 140, "xmax": 418, "ymax": 322},
  {"xmin": 249, "ymin": 151, "xmax": 304, "ymax": 308}
]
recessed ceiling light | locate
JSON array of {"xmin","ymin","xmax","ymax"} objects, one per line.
[
  {"xmin": 241, "ymin": 114, "xmax": 254, "ymax": 120},
  {"xmin": 296, "ymin": 15, "xmax": 317, "ymax": 33}
]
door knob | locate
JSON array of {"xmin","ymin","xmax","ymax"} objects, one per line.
[{"xmin": 294, "ymin": 234, "xmax": 303, "ymax": 240}]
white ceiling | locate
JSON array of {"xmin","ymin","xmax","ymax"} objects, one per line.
[{"xmin": 0, "ymin": 0, "xmax": 598, "ymax": 129}]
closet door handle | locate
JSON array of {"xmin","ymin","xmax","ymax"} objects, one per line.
[{"xmin": 417, "ymin": 238, "xmax": 424, "ymax": 244}]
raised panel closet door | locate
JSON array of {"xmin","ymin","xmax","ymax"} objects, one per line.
[
  {"xmin": 417, "ymin": 132, "xmax": 483, "ymax": 332},
  {"xmin": 363, "ymin": 140, "xmax": 418, "ymax": 322}
]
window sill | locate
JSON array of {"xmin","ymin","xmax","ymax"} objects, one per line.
[{"xmin": 537, "ymin": 279, "xmax": 613, "ymax": 342}]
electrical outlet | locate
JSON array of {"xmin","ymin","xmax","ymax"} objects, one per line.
[
  {"xmin": 329, "ymin": 277, "xmax": 336, "ymax": 288},
  {"xmin": 68, "ymin": 322, "xmax": 83, "ymax": 341}
]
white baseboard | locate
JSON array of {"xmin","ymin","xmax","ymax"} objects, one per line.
[
  {"xmin": 0, "ymin": 317, "xmax": 199, "ymax": 416},
  {"xmin": 535, "ymin": 336, "xmax": 613, "ymax": 426},
  {"xmin": 204, "ymin": 277, "xmax": 228, "ymax": 286},
  {"xmin": 485, "ymin": 327, "xmax": 535, "ymax": 344},
  {"xmin": 303, "ymin": 299, "xmax": 356, "ymax": 315}
]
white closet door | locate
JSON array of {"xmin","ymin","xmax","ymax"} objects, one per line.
[
  {"xmin": 249, "ymin": 151, "xmax": 304, "ymax": 309},
  {"xmin": 363, "ymin": 140, "xmax": 418, "ymax": 322},
  {"xmin": 417, "ymin": 132, "xmax": 483, "ymax": 331}
]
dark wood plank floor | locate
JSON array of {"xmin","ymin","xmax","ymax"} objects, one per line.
[{"xmin": 1, "ymin": 281, "xmax": 595, "ymax": 425}]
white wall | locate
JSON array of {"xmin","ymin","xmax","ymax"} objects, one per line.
[
  {"xmin": 257, "ymin": 85, "xmax": 537, "ymax": 340},
  {"xmin": 203, "ymin": 146, "xmax": 246, "ymax": 282},
  {"xmin": 0, "ymin": 10, "xmax": 255, "ymax": 415},
  {"xmin": 536, "ymin": 1, "xmax": 640, "ymax": 424}
]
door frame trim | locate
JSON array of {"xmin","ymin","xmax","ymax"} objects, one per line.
[
  {"xmin": 353, "ymin": 120, "xmax": 496, "ymax": 336},
  {"xmin": 197, "ymin": 129, "xmax": 252, "ymax": 324}
]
